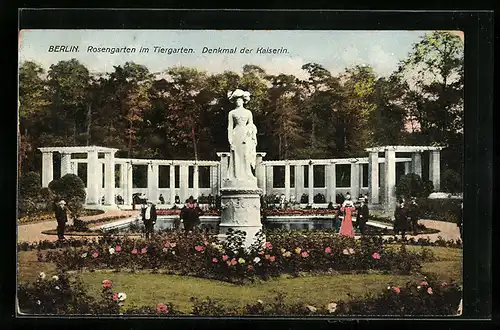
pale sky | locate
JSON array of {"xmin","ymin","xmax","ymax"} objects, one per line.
[{"xmin": 19, "ymin": 30, "xmax": 433, "ymax": 79}]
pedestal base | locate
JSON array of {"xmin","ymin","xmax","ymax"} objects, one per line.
[{"xmin": 218, "ymin": 187, "xmax": 264, "ymax": 248}]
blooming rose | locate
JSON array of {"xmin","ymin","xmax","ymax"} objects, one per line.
[
  {"xmin": 327, "ymin": 302, "xmax": 337, "ymax": 313},
  {"xmin": 247, "ymin": 265, "xmax": 254, "ymax": 271},
  {"xmin": 222, "ymin": 255, "xmax": 229, "ymax": 261},
  {"xmin": 55, "ymin": 286, "xmax": 60, "ymax": 290},
  {"xmin": 112, "ymin": 292, "xmax": 119, "ymax": 301},
  {"xmin": 118, "ymin": 292, "xmax": 127, "ymax": 301},
  {"xmin": 141, "ymin": 247, "xmax": 147, "ymax": 254},
  {"xmin": 280, "ymin": 248, "xmax": 286, "ymax": 254},
  {"xmin": 102, "ymin": 280, "xmax": 112, "ymax": 289},
  {"xmin": 265, "ymin": 242, "xmax": 273, "ymax": 250},
  {"xmin": 253, "ymin": 257, "xmax": 261, "ymax": 263},
  {"xmin": 417, "ymin": 286, "xmax": 421, "ymax": 290},
  {"xmin": 203, "ymin": 241, "xmax": 209, "ymax": 246},
  {"xmin": 372, "ymin": 252, "xmax": 381, "ymax": 259},
  {"xmin": 324, "ymin": 247, "xmax": 332, "ymax": 254},
  {"xmin": 283, "ymin": 251, "xmax": 292, "ymax": 257},
  {"xmin": 194, "ymin": 245, "xmax": 204, "ymax": 252},
  {"xmin": 427, "ymin": 287, "xmax": 433, "ymax": 295},
  {"xmin": 162, "ymin": 247, "xmax": 168, "ymax": 252},
  {"xmin": 81, "ymin": 252, "xmax": 88, "ymax": 258},
  {"xmin": 420, "ymin": 281, "xmax": 429, "ymax": 286},
  {"xmin": 226, "ymin": 261, "xmax": 232, "ymax": 266},
  {"xmin": 295, "ymin": 247, "xmax": 302, "ymax": 254},
  {"xmin": 441, "ymin": 282, "xmax": 448, "ymax": 287},
  {"xmin": 342, "ymin": 249, "xmax": 349, "ymax": 255},
  {"xmin": 109, "ymin": 247, "xmax": 115, "ymax": 255},
  {"xmin": 157, "ymin": 303, "xmax": 168, "ymax": 313},
  {"xmin": 348, "ymin": 248, "xmax": 355, "ymax": 254},
  {"xmin": 131, "ymin": 249, "xmax": 138, "ymax": 255},
  {"xmin": 265, "ymin": 254, "xmax": 271, "ymax": 260},
  {"xmin": 392, "ymin": 286, "xmax": 401, "ymax": 294},
  {"xmin": 170, "ymin": 242, "xmax": 177, "ymax": 248},
  {"xmin": 231, "ymin": 258, "xmax": 237, "ymax": 265},
  {"xmin": 92, "ymin": 251, "xmax": 99, "ymax": 258},
  {"xmin": 301, "ymin": 251, "xmax": 309, "ymax": 258},
  {"xmin": 212, "ymin": 258, "xmax": 218, "ymax": 263},
  {"xmin": 238, "ymin": 258, "xmax": 245, "ymax": 264},
  {"xmin": 269, "ymin": 256, "xmax": 276, "ymax": 262},
  {"xmin": 164, "ymin": 242, "xmax": 171, "ymax": 248}
]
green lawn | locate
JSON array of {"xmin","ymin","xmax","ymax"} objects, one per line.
[{"xmin": 17, "ymin": 246, "xmax": 463, "ymax": 313}]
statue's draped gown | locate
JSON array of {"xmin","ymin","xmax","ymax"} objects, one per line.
[{"xmin": 228, "ymin": 108, "xmax": 255, "ymax": 181}]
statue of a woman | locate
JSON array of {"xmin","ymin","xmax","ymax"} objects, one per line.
[{"xmin": 226, "ymin": 89, "xmax": 258, "ymax": 185}]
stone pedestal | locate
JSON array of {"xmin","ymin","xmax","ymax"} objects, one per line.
[{"xmin": 218, "ymin": 187, "xmax": 263, "ymax": 248}]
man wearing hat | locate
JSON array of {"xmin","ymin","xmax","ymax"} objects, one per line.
[
  {"xmin": 180, "ymin": 196, "xmax": 203, "ymax": 234},
  {"xmin": 142, "ymin": 200, "xmax": 157, "ymax": 240},
  {"xmin": 54, "ymin": 200, "xmax": 68, "ymax": 241}
]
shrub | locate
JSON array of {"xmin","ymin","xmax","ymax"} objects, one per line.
[
  {"xmin": 300, "ymin": 193, "xmax": 309, "ymax": 204},
  {"xmin": 48, "ymin": 174, "xmax": 86, "ymax": 220},
  {"xmin": 423, "ymin": 180, "xmax": 434, "ymax": 197},
  {"xmin": 416, "ymin": 198, "xmax": 461, "ymax": 223},
  {"xmin": 395, "ymin": 174, "xmax": 426, "ymax": 199},
  {"xmin": 313, "ymin": 193, "xmax": 326, "ymax": 203},
  {"xmin": 441, "ymin": 169, "xmax": 462, "ymax": 194},
  {"xmin": 19, "ymin": 172, "xmax": 41, "ymax": 199}
]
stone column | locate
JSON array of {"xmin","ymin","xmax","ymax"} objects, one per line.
[
  {"xmin": 404, "ymin": 161, "xmax": 411, "ymax": 175},
  {"xmin": 350, "ymin": 162, "xmax": 360, "ymax": 200},
  {"xmin": 104, "ymin": 153, "xmax": 115, "ymax": 205},
  {"xmin": 60, "ymin": 152, "xmax": 72, "ymax": 177},
  {"xmin": 210, "ymin": 165, "xmax": 218, "ymax": 195},
  {"xmin": 265, "ymin": 165, "xmax": 273, "ymax": 196},
  {"xmin": 169, "ymin": 163, "xmax": 176, "ymax": 204},
  {"xmin": 119, "ymin": 163, "xmax": 126, "ymax": 199},
  {"xmin": 255, "ymin": 153, "xmax": 267, "ymax": 192},
  {"xmin": 70, "ymin": 161, "xmax": 77, "ymax": 175},
  {"xmin": 368, "ymin": 152, "xmax": 379, "ymax": 204},
  {"xmin": 326, "ymin": 163, "xmax": 336, "ymax": 203},
  {"xmin": 295, "ymin": 164, "xmax": 304, "ymax": 202},
  {"xmin": 429, "ymin": 150, "xmax": 441, "ymax": 191},
  {"xmin": 308, "ymin": 163, "xmax": 314, "ymax": 204},
  {"xmin": 193, "ymin": 164, "xmax": 199, "ymax": 199},
  {"xmin": 147, "ymin": 163, "xmax": 159, "ymax": 203},
  {"xmin": 379, "ymin": 162, "xmax": 385, "ymax": 201},
  {"xmin": 180, "ymin": 164, "xmax": 189, "ymax": 201},
  {"xmin": 86, "ymin": 149, "xmax": 99, "ymax": 205},
  {"xmin": 384, "ymin": 149, "xmax": 396, "ymax": 209},
  {"xmin": 284, "ymin": 161, "xmax": 291, "ymax": 201},
  {"xmin": 41, "ymin": 152, "xmax": 53, "ymax": 187},
  {"xmin": 412, "ymin": 152, "xmax": 422, "ymax": 178},
  {"xmin": 126, "ymin": 163, "xmax": 133, "ymax": 205}
]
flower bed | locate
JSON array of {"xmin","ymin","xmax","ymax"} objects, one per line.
[
  {"xmin": 40, "ymin": 215, "xmax": 135, "ymax": 235},
  {"xmin": 38, "ymin": 231, "xmax": 435, "ymax": 283},
  {"xmin": 18, "ymin": 273, "xmax": 462, "ymax": 316}
]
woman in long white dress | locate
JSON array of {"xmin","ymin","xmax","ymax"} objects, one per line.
[{"xmin": 227, "ymin": 89, "xmax": 257, "ymax": 183}]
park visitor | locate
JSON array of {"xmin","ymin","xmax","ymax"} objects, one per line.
[
  {"xmin": 54, "ymin": 200, "xmax": 68, "ymax": 241},
  {"xmin": 339, "ymin": 199, "xmax": 355, "ymax": 238},
  {"xmin": 142, "ymin": 200, "xmax": 157, "ymax": 240},
  {"xmin": 394, "ymin": 199, "xmax": 409, "ymax": 240},
  {"xmin": 356, "ymin": 198, "xmax": 370, "ymax": 235},
  {"xmin": 180, "ymin": 196, "xmax": 203, "ymax": 234}
]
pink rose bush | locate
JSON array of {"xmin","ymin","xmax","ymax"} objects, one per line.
[{"xmin": 42, "ymin": 231, "xmax": 433, "ymax": 283}]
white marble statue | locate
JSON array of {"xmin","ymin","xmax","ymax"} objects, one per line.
[{"xmin": 226, "ymin": 89, "xmax": 257, "ymax": 184}]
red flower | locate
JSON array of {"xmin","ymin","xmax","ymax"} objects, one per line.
[
  {"xmin": 265, "ymin": 242, "xmax": 273, "ymax": 250},
  {"xmin": 164, "ymin": 242, "xmax": 171, "ymax": 248},
  {"xmin": 265, "ymin": 254, "xmax": 271, "ymax": 260},
  {"xmin": 420, "ymin": 281, "xmax": 429, "ymax": 286},
  {"xmin": 141, "ymin": 247, "xmax": 147, "ymax": 254},
  {"xmin": 247, "ymin": 265, "xmax": 254, "ymax": 271},
  {"xmin": 269, "ymin": 256, "xmax": 276, "ymax": 262},
  {"xmin": 115, "ymin": 246, "xmax": 121, "ymax": 253},
  {"xmin": 194, "ymin": 245, "xmax": 204, "ymax": 252},
  {"xmin": 231, "ymin": 258, "xmax": 237, "ymax": 265},
  {"xmin": 157, "ymin": 303, "xmax": 168, "ymax": 313},
  {"xmin": 131, "ymin": 249, "xmax": 138, "ymax": 255},
  {"xmin": 212, "ymin": 258, "xmax": 218, "ymax": 263},
  {"xmin": 372, "ymin": 252, "xmax": 381, "ymax": 259},
  {"xmin": 392, "ymin": 286, "xmax": 401, "ymax": 294},
  {"xmin": 112, "ymin": 292, "xmax": 118, "ymax": 301},
  {"xmin": 301, "ymin": 251, "xmax": 309, "ymax": 258},
  {"xmin": 226, "ymin": 261, "xmax": 232, "ymax": 266},
  {"xmin": 170, "ymin": 242, "xmax": 177, "ymax": 248},
  {"xmin": 441, "ymin": 282, "xmax": 448, "ymax": 287},
  {"xmin": 102, "ymin": 280, "xmax": 112, "ymax": 289},
  {"xmin": 92, "ymin": 251, "xmax": 99, "ymax": 258},
  {"xmin": 222, "ymin": 255, "xmax": 229, "ymax": 261},
  {"xmin": 324, "ymin": 247, "xmax": 332, "ymax": 254},
  {"xmin": 427, "ymin": 287, "xmax": 433, "ymax": 295}
]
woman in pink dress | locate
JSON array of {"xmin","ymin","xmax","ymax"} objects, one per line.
[{"xmin": 339, "ymin": 200, "xmax": 355, "ymax": 237}]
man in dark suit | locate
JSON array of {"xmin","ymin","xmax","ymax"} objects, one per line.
[
  {"xmin": 394, "ymin": 199, "xmax": 409, "ymax": 240},
  {"xmin": 142, "ymin": 200, "xmax": 157, "ymax": 240},
  {"xmin": 357, "ymin": 199, "xmax": 370, "ymax": 235},
  {"xmin": 54, "ymin": 200, "xmax": 68, "ymax": 241},
  {"xmin": 180, "ymin": 196, "xmax": 203, "ymax": 234}
]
